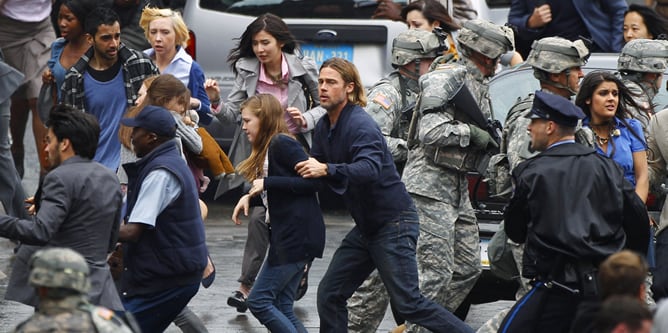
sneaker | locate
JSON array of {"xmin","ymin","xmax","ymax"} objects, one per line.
[{"xmin": 227, "ymin": 290, "xmax": 248, "ymax": 313}]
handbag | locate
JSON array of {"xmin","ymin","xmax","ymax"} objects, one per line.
[{"xmin": 37, "ymin": 81, "xmax": 57, "ymax": 123}]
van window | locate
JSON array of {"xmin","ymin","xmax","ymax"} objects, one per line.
[
  {"xmin": 200, "ymin": 0, "xmax": 407, "ymax": 19},
  {"xmin": 485, "ymin": 0, "xmax": 511, "ymax": 8}
]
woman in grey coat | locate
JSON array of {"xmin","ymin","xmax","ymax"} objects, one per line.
[{"xmin": 217, "ymin": 13, "xmax": 324, "ymax": 313}]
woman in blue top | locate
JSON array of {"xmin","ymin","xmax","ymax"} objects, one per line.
[
  {"xmin": 576, "ymin": 70, "xmax": 649, "ymax": 203},
  {"xmin": 232, "ymin": 94, "xmax": 325, "ymax": 333},
  {"xmin": 139, "ymin": 7, "xmax": 213, "ymax": 126}
]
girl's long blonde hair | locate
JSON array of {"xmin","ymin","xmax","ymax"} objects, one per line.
[
  {"xmin": 236, "ymin": 94, "xmax": 291, "ymax": 181},
  {"xmin": 119, "ymin": 74, "xmax": 189, "ymax": 149}
]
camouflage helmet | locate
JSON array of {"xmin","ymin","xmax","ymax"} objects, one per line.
[
  {"xmin": 28, "ymin": 247, "xmax": 90, "ymax": 294},
  {"xmin": 618, "ymin": 39, "xmax": 668, "ymax": 74},
  {"xmin": 392, "ymin": 29, "xmax": 446, "ymax": 66},
  {"xmin": 456, "ymin": 19, "xmax": 514, "ymax": 59},
  {"xmin": 525, "ymin": 37, "xmax": 589, "ymax": 74}
]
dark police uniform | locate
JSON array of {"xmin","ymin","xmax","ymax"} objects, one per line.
[{"xmin": 497, "ymin": 92, "xmax": 650, "ymax": 333}]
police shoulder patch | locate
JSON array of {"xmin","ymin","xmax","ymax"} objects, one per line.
[{"xmin": 373, "ymin": 93, "xmax": 392, "ymax": 110}]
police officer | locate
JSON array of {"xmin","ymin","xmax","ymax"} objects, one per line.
[
  {"xmin": 13, "ymin": 248, "xmax": 134, "ymax": 333},
  {"xmin": 401, "ymin": 19, "xmax": 513, "ymax": 333},
  {"xmin": 498, "ymin": 91, "xmax": 650, "ymax": 333},
  {"xmin": 479, "ymin": 36, "xmax": 591, "ymax": 333},
  {"xmin": 618, "ymin": 38, "xmax": 668, "ymax": 136},
  {"xmin": 347, "ymin": 28, "xmax": 447, "ymax": 333}
]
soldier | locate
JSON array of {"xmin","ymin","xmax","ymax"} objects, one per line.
[
  {"xmin": 478, "ymin": 36, "xmax": 589, "ymax": 333},
  {"xmin": 618, "ymin": 38, "xmax": 668, "ymax": 136},
  {"xmin": 347, "ymin": 28, "xmax": 447, "ymax": 333},
  {"xmin": 402, "ymin": 19, "xmax": 514, "ymax": 333},
  {"xmin": 13, "ymin": 248, "xmax": 134, "ymax": 333}
]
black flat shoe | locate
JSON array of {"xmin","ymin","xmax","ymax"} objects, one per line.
[
  {"xmin": 227, "ymin": 290, "xmax": 248, "ymax": 313},
  {"xmin": 202, "ymin": 256, "xmax": 216, "ymax": 288},
  {"xmin": 295, "ymin": 262, "xmax": 310, "ymax": 301}
]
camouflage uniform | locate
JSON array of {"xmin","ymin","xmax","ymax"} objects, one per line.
[
  {"xmin": 478, "ymin": 37, "xmax": 591, "ymax": 333},
  {"xmin": 13, "ymin": 248, "xmax": 133, "ymax": 333},
  {"xmin": 348, "ymin": 28, "xmax": 446, "ymax": 333},
  {"xmin": 618, "ymin": 39, "xmax": 668, "ymax": 136},
  {"xmin": 402, "ymin": 19, "xmax": 514, "ymax": 333}
]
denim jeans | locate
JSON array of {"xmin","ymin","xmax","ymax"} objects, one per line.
[
  {"xmin": 0, "ymin": 98, "xmax": 26, "ymax": 218},
  {"xmin": 247, "ymin": 259, "xmax": 308, "ymax": 333},
  {"xmin": 123, "ymin": 283, "xmax": 199, "ymax": 333},
  {"xmin": 317, "ymin": 209, "xmax": 474, "ymax": 333}
]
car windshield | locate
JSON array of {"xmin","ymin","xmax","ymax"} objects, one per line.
[
  {"xmin": 489, "ymin": 54, "xmax": 668, "ymax": 124},
  {"xmin": 201, "ymin": 0, "xmax": 407, "ymax": 18}
]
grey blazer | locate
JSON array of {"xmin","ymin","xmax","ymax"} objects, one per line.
[{"xmin": 0, "ymin": 156, "xmax": 123, "ymax": 310}]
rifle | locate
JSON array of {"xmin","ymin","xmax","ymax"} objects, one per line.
[{"xmin": 450, "ymin": 84, "xmax": 502, "ymax": 154}]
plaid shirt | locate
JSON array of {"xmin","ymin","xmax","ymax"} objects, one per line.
[{"xmin": 61, "ymin": 44, "xmax": 158, "ymax": 112}]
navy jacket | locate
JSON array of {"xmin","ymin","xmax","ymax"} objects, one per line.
[
  {"xmin": 251, "ymin": 134, "xmax": 325, "ymax": 265},
  {"xmin": 121, "ymin": 140, "xmax": 208, "ymax": 297},
  {"xmin": 508, "ymin": 0, "xmax": 627, "ymax": 52},
  {"xmin": 310, "ymin": 103, "xmax": 414, "ymax": 236}
]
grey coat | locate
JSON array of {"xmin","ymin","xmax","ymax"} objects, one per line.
[
  {"xmin": 0, "ymin": 156, "xmax": 123, "ymax": 310},
  {"xmin": 215, "ymin": 52, "xmax": 325, "ymax": 196},
  {"xmin": 216, "ymin": 53, "xmax": 327, "ymax": 165}
]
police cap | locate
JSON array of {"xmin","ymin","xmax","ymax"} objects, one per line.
[{"xmin": 526, "ymin": 91, "xmax": 585, "ymax": 127}]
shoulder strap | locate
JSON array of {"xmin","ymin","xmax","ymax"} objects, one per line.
[{"xmin": 295, "ymin": 75, "xmax": 314, "ymax": 110}]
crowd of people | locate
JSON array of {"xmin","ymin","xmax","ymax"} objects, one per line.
[{"xmin": 4, "ymin": 0, "xmax": 668, "ymax": 332}]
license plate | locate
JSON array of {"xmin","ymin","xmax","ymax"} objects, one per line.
[
  {"xmin": 480, "ymin": 239, "xmax": 490, "ymax": 268},
  {"xmin": 300, "ymin": 44, "xmax": 354, "ymax": 68}
]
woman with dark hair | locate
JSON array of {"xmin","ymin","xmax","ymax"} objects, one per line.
[
  {"xmin": 575, "ymin": 71, "xmax": 648, "ymax": 202},
  {"xmin": 219, "ymin": 13, "xmax": 324, "ymax": 313},
  {"xmin": 43, "ymin": 0, "xmax": 100, "ymax": 101},
  {"xmin": 624, "ymin": 4, "xmax": 668, "ymax": 43},
  {"xmin": 401, "ymin": 0, "xmax": 460, "ymax": 59}
]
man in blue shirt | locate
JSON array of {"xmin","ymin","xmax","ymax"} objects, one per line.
[
  {"xmin": 61, "ymin": 7, "xmax": 158, "ymax": 171},
  {"xmin": 295, "ymin": 58, "xmax": 473, "ymax": 333},
  {"xmin": 117, "ymin": 105, "xmax": 207, "ymax": 333}
]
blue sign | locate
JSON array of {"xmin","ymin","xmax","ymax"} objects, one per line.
[{"xmin": 300, "ymin": 44, "xmax": 354, "ymax": 68}]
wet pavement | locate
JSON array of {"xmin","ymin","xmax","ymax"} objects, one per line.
[{"xmin": 0, "ymin": 114, "xmax": 513, "ymax": 332}]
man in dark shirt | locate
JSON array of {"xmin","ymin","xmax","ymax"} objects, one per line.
[
  {"xmin": 508, "ymin": 0, "xmax": 627, "ymax": 56},
  {"xmin": 295, "ymin": 57, "xmax": 473, "ymax": 333},
  {"xmin": 499, "ymin": 91, "xmax": 650, "ymax": 333}
]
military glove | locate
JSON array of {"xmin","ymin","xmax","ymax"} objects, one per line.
[{"xmin": 469, "ymin": 125, "xmax": 499, "ymax": 151}]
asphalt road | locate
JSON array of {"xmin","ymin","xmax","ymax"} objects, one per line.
[{"xmin": 0, "ymin": 114, "xmax": 515, "ymax": 332}]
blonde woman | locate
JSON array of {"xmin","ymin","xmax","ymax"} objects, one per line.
[{"xmin": 139, "ymin": 6, "xmax": 213, "ymax": 125}]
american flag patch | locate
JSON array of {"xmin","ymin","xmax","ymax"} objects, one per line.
[{"xmin": 373, "ymin": 94, "xmax": 392, "ymax": 110}]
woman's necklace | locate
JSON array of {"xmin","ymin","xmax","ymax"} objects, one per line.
[{"xmin": 591, "ymin": 121, "xmax": 619, "ymax": 148}]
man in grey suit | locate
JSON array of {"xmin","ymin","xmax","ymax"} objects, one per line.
[{"xmin": 0, "ymin": 104, "xmax": 123, "ymax": 311}]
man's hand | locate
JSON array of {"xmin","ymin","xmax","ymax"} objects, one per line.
[
  {"xmin": 527, "ymin": 4, "xmax": 552, "ymax": 29},
  {"xmin": 373, "ymin": 0, "xmax": 403, "ymax": 21},
  {"xmin": 24, "ymin": 196, "xmax": 36, "ymax": 215},
  {"xmin": 295, "ymin": 157, "xmax": 328, "ymax": 178},
  {"xmin": 232, "ymin": 194, "xmax": 250, "ymax": 225}
]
